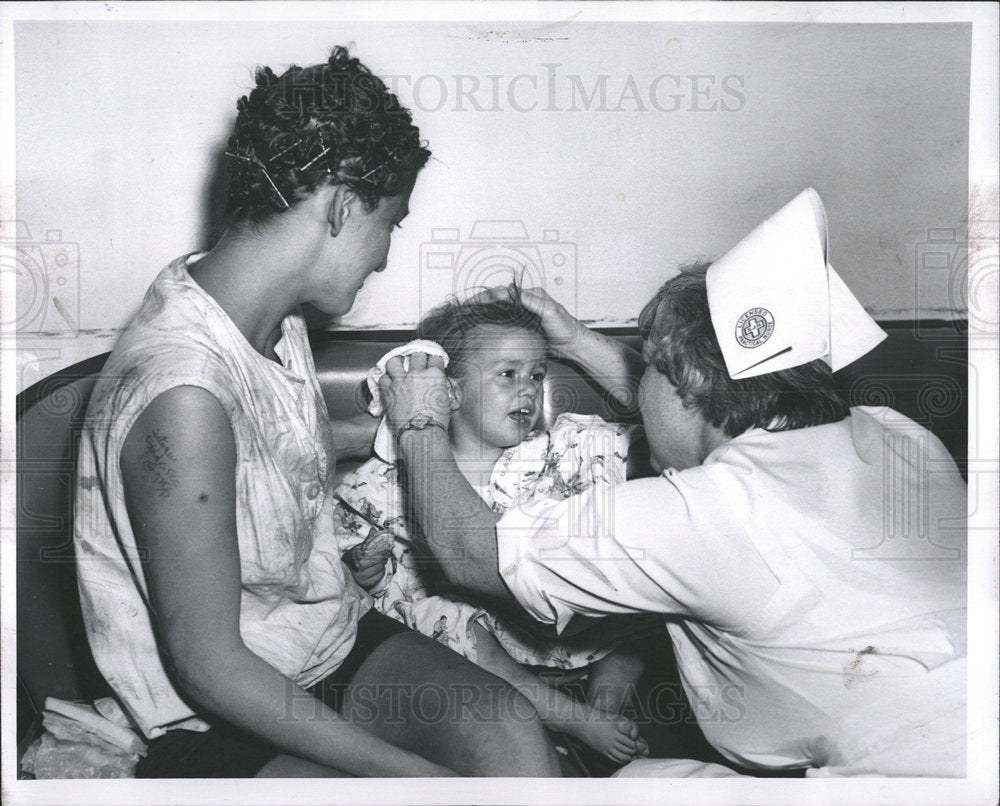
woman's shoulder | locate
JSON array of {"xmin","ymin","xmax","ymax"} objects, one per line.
[
  {"xmin": 108, "ymin": 258, "xmax": 211, "ymax": 352},
  {"xmin": 99, "ymin": 329, "xmax": 235, "ymax": 406},
  {"xmin": 98, "ymin": 256, "xmax": 257, "ymax": 398},
  {"xmin": 91, "ymin": 334, "xmax": 241, "ymax": 440}
]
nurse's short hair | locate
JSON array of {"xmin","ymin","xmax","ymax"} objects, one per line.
[
  {"xmin": 638, "ymin": 263, "xmax": 849, "ymax": 437},
  {"xmin": 417, "ymin": 286, "xmax": 546, "ymax": 380}
]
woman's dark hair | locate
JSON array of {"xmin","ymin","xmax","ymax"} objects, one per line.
[
  {"xmin": 225, "ymin": 46, "xmax": 431, "ymax": 226},
  {"xmin": 638, "ymin": 263, "xmax": 849, "ymax": 437},
  {"xmin": 417, "ymin": 286, "xmax": 547, "ymax": 379}
]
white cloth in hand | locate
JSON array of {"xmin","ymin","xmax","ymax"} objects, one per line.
[{"xmin": 365, "ymin": 340, "xmax": 449, "ymax": 463}]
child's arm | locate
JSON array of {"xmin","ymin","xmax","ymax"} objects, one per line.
[
  {"xmin": 332, "ymin": 460, "xmax": 400, "ymax": 593},
  {"xmin": 330, "ymin": 413, "xmax": 379, "ymax": 461},
  {"xmin": 335, "ymin": 502, "xmax": 393, "ymax": 594},
  {"xmin": 517, "ymin": 286, "xmax": 645, "ymax": 415}
]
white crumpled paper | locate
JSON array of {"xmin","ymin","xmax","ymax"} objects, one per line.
[{"xmin": 20, "ymin": 696, "xmax": 146, "ymax": 779}]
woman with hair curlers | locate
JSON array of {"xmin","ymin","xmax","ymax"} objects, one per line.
[{"xmin": 74, "ymin": 46, "xmax": 562, "ymax": 778}]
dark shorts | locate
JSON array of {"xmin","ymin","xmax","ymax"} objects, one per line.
[{"xmin": 136, "ymin": 609, "xmax": 410, "ymax": 778}]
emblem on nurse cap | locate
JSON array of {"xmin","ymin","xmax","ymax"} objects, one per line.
[{"xmin": 705, "ymin": 188, "xmax": 886, "ymax": 379}]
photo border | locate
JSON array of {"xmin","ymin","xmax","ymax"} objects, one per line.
[{"xmin": 1, "ymin": 3, "xmax": 996, "ymax": 805}]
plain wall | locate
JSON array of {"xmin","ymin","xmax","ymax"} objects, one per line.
[{"xmin": 11, "ymin": 19, "xmax": 971, "ymax": 391}]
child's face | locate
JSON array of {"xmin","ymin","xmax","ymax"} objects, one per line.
[{"xmin": 450, "ymin": 326, "xmax": 548, "ymax": 453}]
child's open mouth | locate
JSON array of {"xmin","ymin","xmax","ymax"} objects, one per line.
[{"xmin": 507, "ymin": 407, "xmax": 535, "ymax": 425}]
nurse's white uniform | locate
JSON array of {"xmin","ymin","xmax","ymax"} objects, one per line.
[{"xmin": 496, "ymin": 406, "xmax": 967, "ymax": 777}]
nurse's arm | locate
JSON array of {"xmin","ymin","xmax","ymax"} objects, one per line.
[
  {"xmin": 394, "ymin": 428, "xmax": 610, "ymax": 637},
  {"xmin": 518, "ymin": 287, "xmax": 645, "ymax": 413},
  {"xmin": 395, "ymin": 427, "xmax": 512, "ymax": 603}
]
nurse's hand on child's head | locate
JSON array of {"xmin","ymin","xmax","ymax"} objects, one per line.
[
  {"xmin": 477, "ymin": 284, "xmax": 581, "ymax": 349},
  {"xmin": 379, "ymin": 352, "xmax": 452, "ymax": 436},
  {"xmin": 518, "ymin": 286, "xmax": 580, "ymax": 347}
]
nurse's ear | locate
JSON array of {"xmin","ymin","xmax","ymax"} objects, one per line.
[
  {"xmin": 446, "ymin": 377, "xmax": 463, "ymax": 412},
  {"xmin": 327, "ymin": 185, "xmax": 355, "ymax": 236}
]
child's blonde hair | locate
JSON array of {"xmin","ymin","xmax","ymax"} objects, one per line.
[{"xmin": 417, "ymin": 285, "xmax": 547, "ymax": 380}]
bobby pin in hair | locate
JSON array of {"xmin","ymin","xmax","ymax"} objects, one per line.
[
  {"xmin": 225, "ymin": 149, "xmax": 290, "ymax": 210},
  {"xmin": 297, "ymin": 131, "xmax": 334, "ymax": 174},
  {"xmin": 299, "ymin": 145, "xmax": 333, "ymax": 171},
  {"xmin": 268, "ymin": 139, "xmax": 301, "ymax": 164},
  {"xmin": 359, "ymin": 145, "xmax": 401, "ymax": 184}
]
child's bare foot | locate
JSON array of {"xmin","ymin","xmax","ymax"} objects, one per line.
[{"xmin": 565, "ymin": 707, "xmax": 649, "ymax": 764}]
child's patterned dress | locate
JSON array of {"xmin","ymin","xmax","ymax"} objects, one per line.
[{"xmin": 334, "ymin": 413, "xmax": 653, "ymax": 667}]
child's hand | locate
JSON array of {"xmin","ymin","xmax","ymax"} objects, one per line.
[
  {"xmin": 344, "ymin": 530, "xmax": 395, "ymax": 592},
  {"xmin": 349, "ymin": 550, "xmax": 391, "ymax": 590}
]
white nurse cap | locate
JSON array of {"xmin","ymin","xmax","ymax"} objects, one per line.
[{"xmin": 705, "ymin": 188, "xmax": 886, "ymax": 379}]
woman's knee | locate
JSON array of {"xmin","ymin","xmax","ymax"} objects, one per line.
[
  {"xmin": 344, "ymin": 629, "xmax": 559, "ymax": 774},
  {"xmin": 456, "ymin": 683, "xmax": 560, "ymax": 775},
  {"xmin": 416, "ymin": 644, "xmax": 559, "ymax": 773}
]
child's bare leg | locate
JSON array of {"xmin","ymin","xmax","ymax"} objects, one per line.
[
  {"xmin": 473, "ymin": 623, "xmax": 646, "ymax": 764},
  {"xmin": 586, "ymin": 641, "xmax": 647, "ymax": 717}
]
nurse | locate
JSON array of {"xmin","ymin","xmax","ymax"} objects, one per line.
[{"xmin": 379, "ymin": 189, "xmax": 968, "ymax": 777}]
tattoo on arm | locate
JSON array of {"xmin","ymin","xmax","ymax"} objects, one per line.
[{"xmin": 142, "ymin": 429, "xmax": 179, "ymax": 498}]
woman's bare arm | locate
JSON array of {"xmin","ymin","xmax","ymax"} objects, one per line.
[
  {"xmin": 120, "ymin": 386, "xmax": 451, "ymax": 777},
  {"xmin": 395, "ymin": 429, "xmax": 622, "ymax": 638}
]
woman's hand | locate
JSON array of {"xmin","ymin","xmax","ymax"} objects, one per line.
[{"xmin": 378, "ymin": 352, "xmax": 451, "ymax": 436}]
